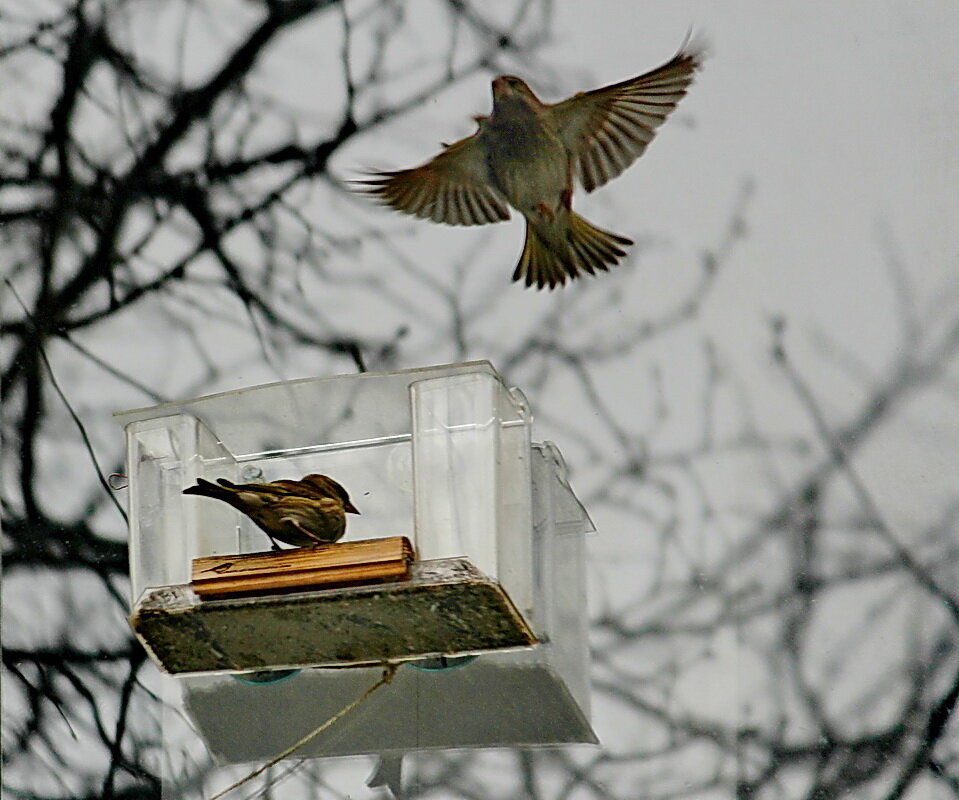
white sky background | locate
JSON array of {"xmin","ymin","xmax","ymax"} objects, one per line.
[
  {"xmin": 74, "ymin": 0, "xmax": 959, "ymax": 421},
  {"xmin": 324, "ymin": 0, "xmax": 959, "ymax": 408},
  {"xmin": 558, "ymin": 5, "xmax": 956, "ymax": 491},
  {"xmin": 325, "ymin": 1, "xmax": 959, "ymax": 531},
  {"xmin": 319, "ymin": 2, "xmax": 958, "ymax": 784},
  {"xmin": 7, "ymin": 3, "xmax": 955, "ymax": 486},
  {"xmin": 4, "ymin": 0, "xmax": 959, "ymax": 796},
  {"xmin": 540, "ymin": 1, "xmax": 959, "ymax": 533}
]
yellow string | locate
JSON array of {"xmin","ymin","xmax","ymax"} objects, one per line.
[{"xmin": 206, "ymin": 662, "xmax": 398, "ymax": 800}]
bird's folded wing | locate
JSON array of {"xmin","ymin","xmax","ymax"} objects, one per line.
[
  {"xmin": 548, "ymin": 44, "xmax": 703, "ymax": 193},
  {"xmin": 218, "ymin": 479, "xmax": 308, "ymax": 499},
  {"xmin": 360, "ymin": 133, "xmax": 510, "ymax": 226}
]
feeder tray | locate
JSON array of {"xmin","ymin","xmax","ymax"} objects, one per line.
[{"xmin": 130, "ymin": 557, "xmax": 536, "ymax": 675}]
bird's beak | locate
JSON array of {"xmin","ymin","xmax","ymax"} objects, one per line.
[{"xmin": 345, "ymin": 501, "xmax": 360, "ymax": 515}]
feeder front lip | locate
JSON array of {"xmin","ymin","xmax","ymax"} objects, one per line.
[{"xmin": 130, "ymin": 557, "xmax": 537, "ymax": 675}]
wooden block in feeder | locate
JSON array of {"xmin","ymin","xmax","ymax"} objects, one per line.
[{"xmin": 191, "ymin": 537, "xmax": 414, "ymax": 599}]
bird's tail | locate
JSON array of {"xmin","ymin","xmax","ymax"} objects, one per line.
[
  {"xmin": 513, "ymin": 212, "xmax": 632, "ymax": 290},
  {"xmin": 182, "ymin": 478, "xmax": 237, "ymax": 504}
]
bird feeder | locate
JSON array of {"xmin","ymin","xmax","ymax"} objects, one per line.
[{"xmin": 116, "ymin": 361, "xmax": 596, "ymax": 765}]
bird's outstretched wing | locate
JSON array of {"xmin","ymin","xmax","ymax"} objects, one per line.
[
  {"xmin": 548, "ymin": 43, "xmax": 704, "ymax": 193},
  {"xmin": 359, "ymin": 133, "xmax": 510, "ymax": 226}
]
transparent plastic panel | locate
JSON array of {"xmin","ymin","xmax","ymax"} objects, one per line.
[
  {"xmin": 118, "ymin": 364, "xmax": 508, "ymax": 564},
  {"xmin": 175, "ymin": 648, "xmax": 595, "ymax": 764},
  {"xmin": 410, "ymin": 373, "xmax": 501, "ymax": 577},
  {"xmin": 410, "ymin": 371, "xmax": 533, "ymax": 599},
  {"xmin": 530, "ymin": 444, "xmax": 556, "ymax": 639},
  {"xmin": 530, "ymin": 442, "xmax": 592, "ymax": 716},
  {"xmin": 495, "ymin": 386, "xmax": 533, "ymax": 615},
  {"xmin": 218, "ymin": 439, "xmax": 414, "ymax": 549},
  {"xmin": 550, "ymin": 515, "xmax": 589, "ymax": 717},
  {"xmin": 115, "ymin": 361, "xmax": 502, "ymax": 459},
  {"xmin": 538, "ymin": 441, "xmax": 595, "ymax": 535},
  {"xmin": 126, "ymin": 414, "xmax": 236, "ymax": 603}
]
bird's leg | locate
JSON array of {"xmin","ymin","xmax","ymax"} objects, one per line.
[{"xmin": 534, "ymin": 202, "xmax": 555, "ymax": 222}]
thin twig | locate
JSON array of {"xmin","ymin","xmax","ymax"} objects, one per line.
[
  {"xmin": 5, "ymin": 278, "xmax": 128, "ymax": 523},
  {"xmin": 771, "ymin": 318, "xmax": 959, "ymax": 626}
]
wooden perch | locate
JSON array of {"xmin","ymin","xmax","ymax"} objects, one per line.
[{"xmin": 191, "ymin": 537, "xmax": 414, "ymax": 599}]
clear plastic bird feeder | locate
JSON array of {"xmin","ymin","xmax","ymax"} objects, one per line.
[{"xmin": 116, "ymin": 361, "xmax": 596, "ymax": 766}]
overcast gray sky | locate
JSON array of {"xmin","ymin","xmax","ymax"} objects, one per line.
[{"xmin": 4, "ymin": 1, "xmax": 959, "ymax": 797}]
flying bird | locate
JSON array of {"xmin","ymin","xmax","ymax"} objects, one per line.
[
  {"xmin": 360, "ymin": 40, "xmax": 704, "ymax": 289},
  {"xmin": 183, "ymin": 473, "xmax": 360, "ymax": 550}
]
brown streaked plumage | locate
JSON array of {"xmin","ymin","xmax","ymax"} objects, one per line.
[
  {"xmin": 359, "ymin": 40, "xmax": 704, "ymax": 289},
  {"xmin": 183, "ymin": 473, "xmax": 360, "ymax": 550}
]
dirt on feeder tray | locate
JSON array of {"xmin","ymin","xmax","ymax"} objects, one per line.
[{"xmin": 129, "ymin": 557, "xmax": 537, "ymax": 674}]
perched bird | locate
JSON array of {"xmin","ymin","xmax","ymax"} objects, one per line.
[
  {"xmin": 360, "ymin": 40, "xmax": 704, "ymax": 289},
  {"xmin": 182, "ymin": 473, "xmax": 360, "ymax": 549}
]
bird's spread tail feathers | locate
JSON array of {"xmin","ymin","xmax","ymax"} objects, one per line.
[{"xmin": 513, "ymin": 213, "xmax": 632, "ymax": 290}]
